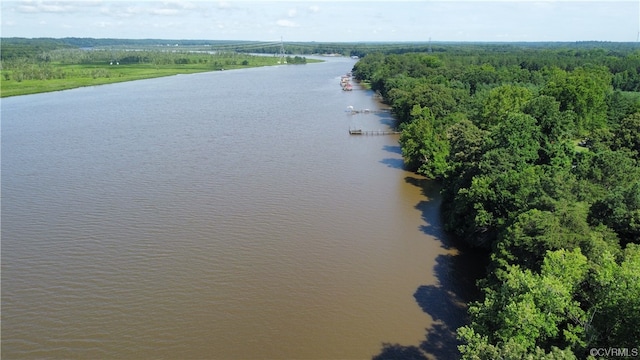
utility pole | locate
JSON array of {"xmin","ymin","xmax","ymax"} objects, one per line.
[{"xmin": 278, "ymin": 37, "xmax": 287, "ymax": 64}]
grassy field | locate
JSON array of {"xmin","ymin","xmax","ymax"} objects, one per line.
[{"xmin": 1, "ymin": 56, "xmax": 321, "ymax": 97}]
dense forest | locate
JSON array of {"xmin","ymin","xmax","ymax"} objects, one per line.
[
  {"xmin": 352, "ymin": 44, "xmax": 640, "ymax": 359},
  {"xmin": 0, "ymin": 37, "xmax": 371, "ymax": 60},
  {"xmin": 0, "ymin": 37, "xmax": 261, "ymax": 60},
  {"xmin": 0, "ymin": 37, "xmax": 424, "ymax": 59},
  {"xmin": 6, "ymin": 37, "xmax": 636, "ymax": 59}
]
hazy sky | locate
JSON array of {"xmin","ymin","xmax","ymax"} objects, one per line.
[{"xmin": 1, "ymin": 0, "xmax": 639, "ymax": 42}]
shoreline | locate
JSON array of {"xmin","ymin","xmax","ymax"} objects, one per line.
[{"xmin": 0, "ymin": 58, "xmax": 323, "ymax": 98}]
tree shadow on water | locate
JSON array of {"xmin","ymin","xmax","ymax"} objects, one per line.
[
  {"xmin": 372, "ymin": 252, "xmax": 487, "ymax": 360},
  {"xmin": 372, "ymin": 344, "xmax": 428, "ymax": 360},
  {"xmin": 372, "ymin": 176, "xmax": 488, "ymax": 360},
  {"xmin": 383, "ymin": 145, "xmax": 402, "ymax": 155},
  {"xmin": 380, "ymin": 157, "xmax": 406, "ymax": 169},
  {"xmin": 413, "ymin": 254, "xmax": 480, "ymax": 360},
  {"xmin": 380, "ymin": 145, "xmax": 405, "ymax": 169},
  {"xmin": 404, "ymin": 176, "xmax": 453, "ymax": 248},
  {"xmin": 375, "ymin": 111, "xmax": 397, "ymax": 128}
]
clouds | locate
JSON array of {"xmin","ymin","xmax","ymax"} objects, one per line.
[
  {"xmin": 16, "ymin": 0, "xmax": 102, "ymax": 14},
  {"xmin": 103, "ymin": 2, "xmax": 203, "ymax": 18},
  {"xmin": 15, "ymin": 1, "xmax": 204, "ymax": 18},
  {"xmin": 150, "ymin": 8, "xmax": 180, "ymax": 16},
  {"xmin": 17, "ymin": 3, "xmax": 73, "ymax": 13},
  {"xmin": 276, "ymin": 7, "xmax": 299, "ymax": 26},
  {"xmin": 276, "ymin": 19, "xmax": 298, "ymax": 28},
  {"xmin": 1, "ymin": 1, "xmax": 638, "ymax": 42},
  {"xmin": 275, "ymin": 5, "xmax": 314, "ymax": 28}
]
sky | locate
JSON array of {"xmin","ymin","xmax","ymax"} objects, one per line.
[{"xmin": 1, "ymin": 0, "xmax": 639, "ymax": 42}]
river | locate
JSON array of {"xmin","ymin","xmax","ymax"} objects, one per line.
[{"xmin": 1, "ymin": 57, "xmax": 478, "ymax": 359}]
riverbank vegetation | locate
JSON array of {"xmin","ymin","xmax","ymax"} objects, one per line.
[
  {"xmin": 0, "ymin": 38, "xmax": 315, "ymax": 97},
  {"xmin": 352, "ymin": 43, "xmax": 640, "ymax": 359}
]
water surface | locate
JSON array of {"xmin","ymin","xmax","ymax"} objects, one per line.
[{"xmin": 2, "ymin": 58, "xmax": 470, "ymax": 359}]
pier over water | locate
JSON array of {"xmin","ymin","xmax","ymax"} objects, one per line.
[{"xmin": 349, "ymin": 129, "xmax": 401, "ymax": 135}]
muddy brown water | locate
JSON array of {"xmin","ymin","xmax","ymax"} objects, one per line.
[{"xmin": 1, "ymin": 57, "xmax": 480, "ymax": 359}]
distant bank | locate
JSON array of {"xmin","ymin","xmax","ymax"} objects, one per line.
[{"xmin": 0, "ymin": 52, "xmax": 320, "ymax": 97}]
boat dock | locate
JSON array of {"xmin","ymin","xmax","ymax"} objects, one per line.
[
  {"xmin": 346, "ymin": 109, "xmax": 390, "ymax": 115},
  {"xmin": 349, "ymin": 129, "xmax": 401, "ymax": 136},
  {"xmin": 345, "ymin": 105, "xmax": 390, "ymax": 115},
  {"xmin": 340, "ymin": 73, "xmax": 353, "ymax": 91}
]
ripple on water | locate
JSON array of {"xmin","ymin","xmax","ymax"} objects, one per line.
[{"xmin": 1, "ymin": 59, "xmax": 462, "ymax": 359}]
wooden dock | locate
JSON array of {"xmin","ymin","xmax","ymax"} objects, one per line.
[
  {"xmin": 349, "ymin": 129, "xmax": 401, "ymax": 136},
  {"xmin": 346, "ymin": 109, "xmax": 390, "ymax": 115}
]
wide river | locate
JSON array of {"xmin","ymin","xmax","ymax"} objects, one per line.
[{"xmin": 2, "ymin": 57, "xmax": 477, "ymax": 359}]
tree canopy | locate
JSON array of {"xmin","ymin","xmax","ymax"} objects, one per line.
[{"xmin": 352, "ymin": 43, "xmax": 640, "ymax": 359}]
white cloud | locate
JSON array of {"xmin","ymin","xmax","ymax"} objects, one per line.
[
  {"xmin": 1, "ymin": 1, "xmax": 637, "ymax": 42},
  {"xmin": 151, "ymin": 20, "xmax": 183, "ymax": 29},
  {"xmin": 96, "ymin": 21, "xmax": 112, "ymax": 28},
  {"xmin": 162, "ymin": 1, "xmax": 197, "ymax": 10},
  {"xmin": 16, "ymin": 0, "xmax": 103, "ymax": 14},
  {"xmin": 276, "ymin": 19, "xmax": 298, "ymax": 27},
  {"xmin": 151, "ymin": 8, "xmax": 180, "ymax": 16},
  {"xmin": 98, "ymin": 5, "xmax": 145, "ymax": 18},
  {"xmin": 18, "ymin": 3, "xmax": 73, "ymax": 13}
]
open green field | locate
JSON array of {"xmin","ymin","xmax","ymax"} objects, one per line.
[{"xmin": 1, "ymin": 55, "xmax": 321, "ymax": 97}]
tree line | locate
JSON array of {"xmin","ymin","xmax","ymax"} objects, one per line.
[
  {"xmin": 352, "ymin": 44, "xmax": 640, "ymax": 359},
  {"xmin": 0, "ymin": 46, "xmax": 307, "ymax": 83},
  {"xmin": 1, "ymin": 48, "xmax": 243, "ymax": 82}
]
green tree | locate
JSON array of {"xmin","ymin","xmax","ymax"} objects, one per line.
[
  {"xmin": 443, "ymin": 113, "xmax": 544, "ymax": 246},
  {"xmin": 492, "ymin": 201, "xmax": 622, "ymax": 271},
  {"xmin": 585, "ymin": 245, "xmax": 640, "ymax": 349},
  {"xmin": 463, "ymin": 63, "xmax": 499, "ymax": 95},
  {"xmin": 523, "ymin": 95, "xmax": 575, "ymax": 142},
  {"xmin": 573, "ymin": 148, "xmax": 640, "ymax": 192},
  {"xmin": 484, "ymin": 112, "xmax": 541, "ymax": 166},
  {"xmin": 448, "ymin": 165, "xmax": 549, "ymax": 247},
  {"xmin": 612, "ymin": 112, "xmax": 640, "ymax": 155},
  {"xmin": 481, "ymin": 84, "xmax": 533, "ymax": 128},
  {"xmin": 459, "ymin": 249, "xmax": 588, "ymax": 357},
  {"xmin": 607, "ymin": 91, "xmax": 640, "ymax": 125},
  {"xmin": 399, "ymin": 105, "xmax": 450, "ymax": 178},
  {"xmin": 386, "ymin": 77, "xmax": 457, "ymax": 123},
  {"xmin": 446, "ymin": 118, "xmax": 487, "ymax": 169},
  {"xmin": 541, "ymin": 65, "xmax": 612, "ymax": 134},
  {"xmin": 493, "ymin": 209, "xmax": 569, "ymax": 271},
  {"xmin": 588, "ymin": 181, "xmax": 640, "ymax": 243}
]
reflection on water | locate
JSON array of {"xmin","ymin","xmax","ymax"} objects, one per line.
[
  {"xmin": 370, "ymin": 176, "xmax": 488, "ymax": 360},
  {"xmin": 1, "ymin": 58, "xmax": 479, "ymax": 359}
]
